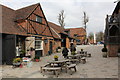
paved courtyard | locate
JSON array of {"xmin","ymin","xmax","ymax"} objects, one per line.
[{"xmin": 1, "ymin": 45, "xmax": 118, "ymax": 78}]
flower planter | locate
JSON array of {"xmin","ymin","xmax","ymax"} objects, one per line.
[
  {"xmin": 35, "ymin": 59, "xmax": 39, "ymax": 62},
  {"xmin": 58, "ymin": 49, "xmax": 61, "ymax": 52},
  {"xmin": 13, "ymin": 62, "xmax": 21, "ymax": 68},
  {"xmin": 13, "ymin": 62, "xmax": 21, "ymax": 66},
  {"xmin": 102, "ymin": 52, "xmax": 107, "ymax": 58}
]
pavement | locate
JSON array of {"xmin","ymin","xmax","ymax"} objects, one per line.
[{"xmin": 1, "ymin": 45, "xmax": 118, "ymax": 78}]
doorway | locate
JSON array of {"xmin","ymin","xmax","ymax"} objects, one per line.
[{"xmin": 49, "ymin": 41, "xmax": 53, "ymax": 55}]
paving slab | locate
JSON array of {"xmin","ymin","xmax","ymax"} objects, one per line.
[{"xmin": 1, "ymin": 45, "xmax": 118, "ymax": 78}]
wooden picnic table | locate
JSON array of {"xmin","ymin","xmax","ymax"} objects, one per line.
[
  {"xmin": 41, "ymin": 59, "xmax": 77, "ymax": 76},
  {"xmin": 47, "ymin": 59, "xmax": 69, "ymax": 67},
  {"xmin": 77, "ymin": 51, "xmax": 87, "ymax": 57},
  {"xmin": 67, "ymin": 54, "xmax": 81, "ymax": 63}
]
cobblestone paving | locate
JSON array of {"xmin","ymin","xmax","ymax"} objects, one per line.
[{"xmin": 2, "ymin": 45, "xmax": 118, "ymax": 78}]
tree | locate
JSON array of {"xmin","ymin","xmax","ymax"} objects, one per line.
[
  {"xmin": 58, "ymin": 10, "xmax": 65, "ymax": 28},
  {"xmin": 83, "ymin": 11, "xmax": 89, "ymax": 30},
  {"xmin": 88, "ymin": 32, "xmax": 94, "ymax": 40},
  {"xmin": 96, "ymin": 31, "xmax": 104, "ymax": 42}
]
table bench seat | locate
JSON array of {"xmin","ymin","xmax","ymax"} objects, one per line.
[
  {"xmin": 41, "ymin": 67, "xmax": 61, "ymax": 77},
  {"xmin": 81, "ymin": 57, "xmax": 86, "ymax": 64},
  {"xmin": 66, "ymin": 64, "xmax": 77, "ymax": 75}
]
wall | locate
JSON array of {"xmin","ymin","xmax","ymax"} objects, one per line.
[
  {"xmin": 66, "ymin": 37, "xmax": 70, "ymax": 49},
  {"xmin": 107, "ymin": 44, "xmax": 120, "ymax": 57}
]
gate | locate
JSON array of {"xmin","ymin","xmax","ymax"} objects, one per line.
[{"xmin": 2, "ymin": 34, "xmax": 16, "ymax": 65}]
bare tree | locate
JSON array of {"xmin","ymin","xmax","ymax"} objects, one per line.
[
  {"xmin": 58, "ymin": 10, "xmax": 65, "ymax": 28},
  {"xmin": 83, "ymin": 11, "xmax": 89, "ymax": 30},
  {"xmin": 96, "ymin": 31, "xmax": 104, "ymax": 42},
  {"xmin": 88, "ymin": 32, "xmax": 94, "ymax": 40}
]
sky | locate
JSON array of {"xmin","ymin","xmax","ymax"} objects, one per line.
[{"xmin": 0, "ymin": 0, "xmax": 118, "ymax": 34}]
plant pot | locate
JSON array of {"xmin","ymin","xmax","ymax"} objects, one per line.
[
  {"xmin": 102, "ymin": 52, "xmax": 107, "ymax": 58},
  {"xmin": 13, "ymin": 62, "xmax": 21, "ymax": 68},
  {"xmin": 35, "ymin": 59, "xmax": 39, "ymax": 62},
  {"xmin": 58, "ymin": 49, "xmax": 61, "ymax": 52},
  {"xmin": 54, "ymin": 58, "xmax": 58, "ymax": 61}
]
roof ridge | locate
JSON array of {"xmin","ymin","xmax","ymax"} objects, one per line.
[
  {"xmin": 15, "ymin": 3, "xmax": 39, "ymax": 11},
  {"xmin": 0, "ymin": 4, "xmax": 15, "ymax": 11}
]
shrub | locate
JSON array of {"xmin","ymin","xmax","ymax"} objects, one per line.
[
  {"xmin": 81, "ymin": 49, "xmax": 83, "ymax": 51},
  {"xmin": 20, "ymin": 50, "xmax": 26, "ymax": 54},
  {"xmin": 54, "ymin": 55, "xmax": 58, "ymax": 58},
  {"xmin": 35, "ymin": 56, "xmax": 40, "ymax": 59},
  {"xmin": 71, "ymin": 51, "xmax": 76, "ymax": 55},
  {"xmin": 13, "ymin": 58, "xmax": 22, "ymax": 63},
  {"xmin": 58, "ymin": 46, "xmax": 61, "ymax": 49},
  {"xmin": 102, "ymin": 47, "xmax": 107, "ymax": 52}
]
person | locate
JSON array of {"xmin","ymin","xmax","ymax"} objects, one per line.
[
  {"xmin": 29, "ymin": 47, "xmax": 35, "ymax": 61},
  {"xmin": 62, "ymin": 47, "xmax": 69, "ymax": 58},
  {"xmin": 70, "ymin": 44, "xmax": 76, "ymax": 53}
]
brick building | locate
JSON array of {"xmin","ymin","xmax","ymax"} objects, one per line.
[
  {"xmin": 105, "ymin": 1, "xmax": 120, "ymax": 57},
  {"xmin": 48, "ymin": 22, "xmax": 72, "ymax": 49},
  {"xmin": 1, "ymin": 3, "xmax": 59, "ymax": 64},
  {"xmin": 65, "ymin": 28, "xmax": 86, "ymax": 45}
]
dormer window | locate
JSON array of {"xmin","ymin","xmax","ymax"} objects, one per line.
[{"xmin": 36, "ymin": 16, "xmax": 42, "ymax": 23}]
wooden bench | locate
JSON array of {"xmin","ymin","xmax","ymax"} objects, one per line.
[
  {"xmin": 40, "ymin": 63, "xmax": 51, "ymax": 73},
  {"xmin": 87, "ymin": 53, "xmax": 91, "ymax": 57},
  {"xmin": 81, "ymin": 57, "xmax": 86, "ymax": 64},
  {"xmin": 41, "ymin": 67, "xmax": 61, "ymax": 77},
  {"xmin": 66, "ymin": 64, "xmax": 77, "ymax": 75},
  {"xmin": 69, "ymin": 59, "xmax": 80, "ymax": 64}
]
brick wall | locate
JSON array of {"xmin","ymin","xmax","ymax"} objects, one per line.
[{"xmin": 107, "ymin": 44, "xmax": 120, "ymax": 57}]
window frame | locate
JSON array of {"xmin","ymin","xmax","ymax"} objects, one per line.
[
  {"xmin": 35, "ymin": 40, "xmax": 43, "ymax": 50},
  {"xmin": 36, "ymin": 15, "xmax": 42, "ymax": 23}
]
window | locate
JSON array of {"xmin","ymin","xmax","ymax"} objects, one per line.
[
  {"xmin": 36, "ymin": 16, "xmax": 42, "ymax": 23},
  {"xmin": 35, "ymin": 40, "xmax": 42, "ymax": 49},
  {"xmin": 74, "ymin": 34, "xmax": 78, "ymax": 37}
]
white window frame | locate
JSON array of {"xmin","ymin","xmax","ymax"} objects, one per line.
[{"xmin": 35, "ymin": 40, "xmax": 43, "ymax": 50}]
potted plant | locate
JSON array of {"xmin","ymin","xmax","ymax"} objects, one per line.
[
  {"xmin": 117, "ymin": 48, "xmax": 120, "ymax": 57},
  {"xmin": 35, "ymin": 56, "xmax": 40, "ymax": 62},
  {"xmin": 13, "ymin": 58, "xmax": 22, "ymax": 67},
  {"xmin": 71, "ymin": 51, "xmax": 76, "ymax": 55},
  {"xmin": 20, "ymin": 50, "xmax": 26, "ymax": 58},
  {"xmin": 54, "ymin": 55, "xmax": 58, "ymax": 61},
  {"xmin": 81, "ymin": 49, "xmax": 83, "ymax": 51},
  {"xmin": 101, "ymin": 44, "xmax": 108, "ymax": 58},
  {"xmin": 56, "ymin": 46, "xmax": 61, "ymax": 53}
]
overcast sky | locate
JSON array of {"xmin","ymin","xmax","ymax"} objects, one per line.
[{"xmin": 0, "ymin": 0, "xmax": 118, "ymax": 34}]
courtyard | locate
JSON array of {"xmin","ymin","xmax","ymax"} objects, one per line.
[{"xmin": 1, "ymin": 45, "xmax": 118, "ymax": 78}]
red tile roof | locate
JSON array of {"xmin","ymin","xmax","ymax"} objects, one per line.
[
  {"xmin": 48, "ymin": 22, "xmax": 68, "ymax": 35},
  {"xmin": 1, "ymin": 4, "xmax": 27, "ymax": 36},
  {"xmin": 16, "ymin": 3, "xmax": 39, "ymax": 20},
  {"xmin": 65, "ymin": 27, "xmax": 86, "ymax": 38},
  {"xmin": 1, "ymin": 3, "xmax": 54, "ymax": 37}
]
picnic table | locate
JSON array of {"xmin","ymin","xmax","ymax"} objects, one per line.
[
  {"xmin": 47, "ymin": 59, "xmax": 69, "ymax": 67},
  {"xmin": 40, "ymin": 59, "xmax": 77, "ymax": 76},
  {"xmin": 77, "ymin": 51, "xmax": 87, "ymax": 57},
  {"xmin": 67, "ymin": 54, "xmax": 81, "ymax": 63}
]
